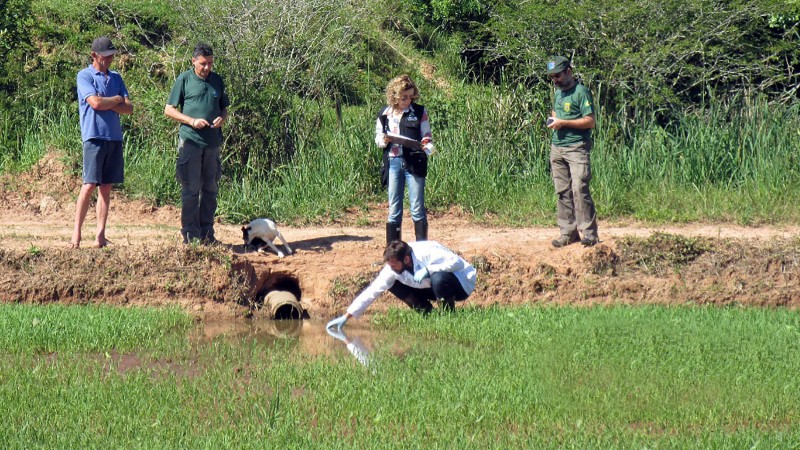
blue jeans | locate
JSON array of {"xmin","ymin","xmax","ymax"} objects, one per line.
[
  {"xmin": 176, "ymin": 139, "xmax": 221, "ymax": 242},
  {"xmin": 387, "ymin": 156, "xmax": 426, "ymax": 224}
]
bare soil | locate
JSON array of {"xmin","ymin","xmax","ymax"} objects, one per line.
[{"xmin": 2, "ymin": 153, "xmax": 799, "ymax": 321}]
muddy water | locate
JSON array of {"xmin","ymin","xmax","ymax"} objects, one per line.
[
  {"xmin": 190, "ymin": 319, "xmax": 393, "ymax": 366},
  {"xmin": 87, "ymin": 320, "xmax": 390, "ymax": 378}
]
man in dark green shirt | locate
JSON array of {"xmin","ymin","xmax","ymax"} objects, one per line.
[
  {"xmin": 546, "ymin": 56, "xmax": 599, "ymax": 248},
  {"xmin": 165, "ymin": 42, "xmax": 230, "ymax": 244}
]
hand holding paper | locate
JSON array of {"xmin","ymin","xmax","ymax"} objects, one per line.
[{"xmin": 386, "ymin": 132, "xmax": 421, "ymax": 150}]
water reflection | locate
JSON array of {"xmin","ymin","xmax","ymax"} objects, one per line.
[
  {"xmin": 190, "ymin": 319, "xmax": 380, "ymax": 362},
  {"xmin": 326, "ymin": 327, "xmax": 371, "ymax": 367}
]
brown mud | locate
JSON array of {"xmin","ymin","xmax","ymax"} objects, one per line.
[{"xmin": 1, "ymin": 153, "xmax": 799, "ymax": 321}]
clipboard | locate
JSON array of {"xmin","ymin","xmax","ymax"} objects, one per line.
[{"xmin": 386, "ymin": 132, "xmax": 422, "ymax": 150}]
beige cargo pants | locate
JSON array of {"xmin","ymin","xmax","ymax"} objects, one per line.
[{"xmin": 549, "ymin": 141, "xmax": 598, "ymax": 240}]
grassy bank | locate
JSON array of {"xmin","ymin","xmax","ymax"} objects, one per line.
[
  {"xmin": 0, "ymin": 243, "xmax": 251, "ymax": 305},
  {"xmin": 2, "ymin": 304, "xmax": 799, "ymax": 447}
]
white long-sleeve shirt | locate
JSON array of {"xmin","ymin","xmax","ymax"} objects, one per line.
[{"xmin": 346, "ymin": 241, "xmax": 477, "ymax": 318}]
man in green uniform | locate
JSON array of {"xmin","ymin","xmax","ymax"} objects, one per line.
[
  {"xmin": 546, "ymin": 56, "xmax": 599, "ymax": 247},
  {"xmin": 164, "ymin": 42, "xmax": 230, "ymax": 244}
]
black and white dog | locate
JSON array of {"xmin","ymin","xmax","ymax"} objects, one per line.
[{"xmin": 242, "ymin": 218, "xmax": 293, "ymax": 258}]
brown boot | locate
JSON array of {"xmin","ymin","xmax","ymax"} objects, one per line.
[{"xmin": 551, "ymin": 231, "xmax": 580, "ymax": 248}]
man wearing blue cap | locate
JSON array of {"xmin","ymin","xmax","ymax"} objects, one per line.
[
  {"xmin": 70, "ymin": 36, "xmax": 133, "ymax": 248},
  {"xmin": 545, "ymin": 56, "xmax": 599, "ymax": 248}
]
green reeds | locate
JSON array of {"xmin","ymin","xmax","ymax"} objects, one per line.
[
  {"xmin": 0, "ymin": 104, "xmax": 77, "ymax": 174},
  {"xmin": 595, "ymin": 97, "xmax": 800, "ymax": 222},
  {"xmin": 3, "ymin": 82, "xmax": 799, "ymax": 225}
]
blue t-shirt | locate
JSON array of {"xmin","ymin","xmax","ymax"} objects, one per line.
[{"xmin": 77, "ymin": 65, "xmax": 129, "ymax": 142}]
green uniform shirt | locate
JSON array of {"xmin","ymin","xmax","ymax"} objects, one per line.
[
  {"xmin": 551, "ymin": 82, "xmax": 594, "ymax": 146},
  {"xmin": 167, "ymin": 69, "xmax": 230, "ymax": 148}
]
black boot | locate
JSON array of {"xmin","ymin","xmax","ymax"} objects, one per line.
[
  {"xmin": 386, "ymin": 222, "xmax": 401, "ymax": 246},
  {"xmin": 439, "ymin": 297, "xmax": 455, "ymax": 312},
  {"xmin": 414, "ymin": 219, "xmax": 428, "ymax": 241},
  {"xmin": 398, "ymin": 293, "xmax": 433, "ymax": 315}
]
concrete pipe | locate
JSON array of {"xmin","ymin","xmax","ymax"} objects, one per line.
[{"xmin": 265, "ymin": 290, "xmax": 303, "ymax": 320}]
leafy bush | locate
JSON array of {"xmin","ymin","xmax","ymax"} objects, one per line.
[
  {"xmin": 173, "ymin": 0, "xmax": 388, "ymax": 178},
  {"xmin": 0, "ymin": 0, "xmax": 32, "ymax": 96},
  {"xmin": 457, "ymin": 0, "xmax": 800, "ymax": 114},
  {"xmin": 0, "ymin": 0, "xmax": 34, "ymax": 155}
]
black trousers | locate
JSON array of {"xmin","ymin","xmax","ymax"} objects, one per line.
[{"xmin": 388, "ymin": 271, "xmax": 469, "ymax": 314}]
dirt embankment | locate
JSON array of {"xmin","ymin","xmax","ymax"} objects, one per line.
[{"xmin": 1, "ymin": 153, "xmax": 799, "ymax": 319}]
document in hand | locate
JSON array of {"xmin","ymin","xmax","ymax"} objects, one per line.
[{"xmin": 386, "ymin": 132, "xmax": 422, "ymax": 150}]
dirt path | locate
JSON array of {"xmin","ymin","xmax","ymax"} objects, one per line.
[{"xmin": 2, "ymin": 153, "xmax": 799, "ymax": 319}]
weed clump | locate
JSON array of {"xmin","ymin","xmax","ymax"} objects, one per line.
[
  {"xmin": 328, "ymin": 271, "xmax": 375, "ymax": 307},
  {"xmin": 582, "ymin": 245, "xmax": 619, "ymax": 275},
  {"xmin": 470, "ymin": 254, "xmax": 492, "ymax": 274},
  {"xmin": 618, "ymin": 232, "xmax": 712, "ymax": 276}
]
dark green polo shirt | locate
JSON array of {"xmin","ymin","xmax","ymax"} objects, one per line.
[
  {"xmin": 551, "ymin": 82, "xmax": 594, "ymax": 146},
  {"xmin": 167, "ymin": 69, "xmax": 230, "ymax": 148}
]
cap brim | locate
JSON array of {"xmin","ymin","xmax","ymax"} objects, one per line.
[{"xmin": 96, "ymin": 50, "xmax": 118, "ymax": 57}]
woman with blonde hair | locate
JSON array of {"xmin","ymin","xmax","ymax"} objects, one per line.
[{"xmin": 375, "ymin": 75, "xmax": 434, "ymax": 244}]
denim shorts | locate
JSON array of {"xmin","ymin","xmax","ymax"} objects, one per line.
[{"xmin": 82, "ymin": 139, "xmax": 124, "ymax": 185}]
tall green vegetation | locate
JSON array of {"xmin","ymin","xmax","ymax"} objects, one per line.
[
  {"xmin": 0, "ymin": 0, "xmax": 33, "ymax": 158},
  {"xmin": 175, "ymin": 0, "xmax": 388, "ymax": 179},
  {"xmin": 1, "ymin": 0, "xmax": 799, "ymax": 224}
]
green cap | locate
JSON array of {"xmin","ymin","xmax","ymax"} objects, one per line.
[{"xmin": 546, "ymin": 56, "xmax": 570, "ymax": 74}]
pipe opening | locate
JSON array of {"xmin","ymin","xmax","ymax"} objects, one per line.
[{"xmin": 273, "ymin": 302, "xmax": 303, "ymax": 320}]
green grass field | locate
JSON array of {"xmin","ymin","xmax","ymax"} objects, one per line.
[{"xmin": 1, "ymin": 304, "xmax": 799, "ymax": 448}]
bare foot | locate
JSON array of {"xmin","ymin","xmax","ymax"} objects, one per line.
[
  {"xmin": 67, "ymin": 241, "xmax": 80, "ymax": 249},
  {"xmin": 93, "ymin": 239, "xmax": 111, "ymax": 248}
]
